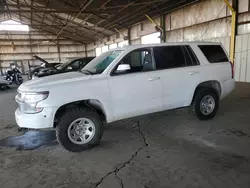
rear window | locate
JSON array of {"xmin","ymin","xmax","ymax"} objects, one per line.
[{"xmin": 198, "ymin": 45, "xmax": 229, "ymax": 63}]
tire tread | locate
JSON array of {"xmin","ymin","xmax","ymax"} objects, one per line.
[
  {"xmin": 56, "ymin": 107, "xmax": 103, "ymax": 152},
  {"xmin": 189, "ymin": 88, "xmax": 219, "ymax": 120}
]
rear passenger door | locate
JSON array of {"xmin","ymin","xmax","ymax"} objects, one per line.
[{"xmin": 153, "ymin": 45, "xmax": 200, "ymax": 110}]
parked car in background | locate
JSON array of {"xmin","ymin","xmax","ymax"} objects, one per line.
[
  {"xmin": 15, "ymin": 42, "xmax": 235, "ymax": 152},
  {"xmin": 0, "ymin": 80, "xmax": 9, "ymax": 91},
  {"xmin": 28, "ymin": 55, "xmax": 61, "ymax": 79},
  {"xmin": 29, "ymin": 55, "xmax": 95, "ymax": 79}
]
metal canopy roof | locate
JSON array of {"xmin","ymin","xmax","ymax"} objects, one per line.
[{"xmin": 1, "ymin": 0, "xmax": 198, "ymax": 44}]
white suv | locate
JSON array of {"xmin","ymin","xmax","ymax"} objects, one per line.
[{"xmin": 15, "ymin": 42, "xmax": 235, "ymax": 152}]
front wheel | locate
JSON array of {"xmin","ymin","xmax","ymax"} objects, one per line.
[
  {"xmin": 56, "ymin": 107, "xmax": 104, "ymax": 152},
  {"xmin": 189, "ymin": 88, "xmax": 219, "ymax": 120}
]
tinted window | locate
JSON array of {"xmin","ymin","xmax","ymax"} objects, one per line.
[
  {"xmin": 183, "ymin": 46, "xmax": 200, "ymax": 66},
  {"xmin": 113, "ymin": 49, "xmax": 153, "ymax": 75},
  {"xmin": 70, "ymin": 60, "xmax": 80, "ymax": 70},
  {"xmin": 198, "ymin": 45, "xmax": 228, "ymax": 63},
  {"xmin": 79, "ymin": 57, "xmax": 95, "ymax": 68},
  {"xmin": 154, "ymin": 46, "xmax": 185, "ymax": 70},
  {"xmin": 79, "ymin": 60, "xmax": 86, "ymax": 68}
]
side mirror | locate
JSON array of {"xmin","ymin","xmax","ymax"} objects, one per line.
[{"xmin": 116, "ymin": 64, "xmax": 131, "ymax": 72}]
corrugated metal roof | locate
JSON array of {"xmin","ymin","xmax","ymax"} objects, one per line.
[{"xmin": 0, "ymin": 0, "xmax": 198, "ymax": 43}]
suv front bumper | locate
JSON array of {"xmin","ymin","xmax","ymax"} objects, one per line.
[{"xmin": 15, "ymin": 107, "xmax": 57, "ymax": 129}]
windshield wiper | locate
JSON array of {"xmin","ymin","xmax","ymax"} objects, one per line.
[{"xmin": 81, "ymin": 70, "xmax": 93, "ymax": 75}]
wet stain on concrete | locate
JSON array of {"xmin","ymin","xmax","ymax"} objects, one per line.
[
  {"xmin": 199, "ymin": 151, "xmax": 250, "ymax": 172},
  {"xmin": 209, "ymin": 128, "xmax": 250, "ymax": 138},
  {"xmin": 4, "ymin": 124, "xmax": 14, "ymax": 129},
  {"xmin": 0, "ymin": 130, "xmax": 57, "ymax": 150},
  {"xmin": 223, "ymin": 129, "xmax": 250, "ymax": 138}
]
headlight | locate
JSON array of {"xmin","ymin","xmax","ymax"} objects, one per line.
[
  {"xmin": 24, "ymin": 92, "xmax": 49, "ymax": 103},
  {"xmin": 16, "ymin": 91, "xmax": 49, "ymax": 114}
]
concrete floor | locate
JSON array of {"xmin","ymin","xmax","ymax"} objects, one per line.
[{"xmin": 0, "ymin": 83, "xmax": 250, "ymax": 188}]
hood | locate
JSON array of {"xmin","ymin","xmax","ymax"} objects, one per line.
[
  {"xmin": 33, "ymin": 55, "xmax": 49, "ymax": 65},
  {"xmin": 33, "ymin": 55, "xmax": 57, "ymax": 68},
  {"xmin": 19, "ymin": 72, "xmax": 91, "ymax": 92}
]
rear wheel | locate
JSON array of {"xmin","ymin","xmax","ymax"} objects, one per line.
[
  {"xmin": 15, "ymin": 80, "xmax": 22, "ymax": 85},
  {"xmin": 189, "ymin": 88, "xmax": 219, "ymax": 120},
  {"xmin": 56, "ymin": 107, "xmax": 103, "ymax": 152},
  {"xmin": 15, "ymin": 75, "xmax": 23, "ymax": 85}
]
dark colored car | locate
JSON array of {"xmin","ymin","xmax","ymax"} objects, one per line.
[
  {"xmin": 30, "ymin": 55, "xmax": 95, "ymax": 79},
  {"xmin": 28, "ymin": 55, "xmax": 61, "ymax": 79}
]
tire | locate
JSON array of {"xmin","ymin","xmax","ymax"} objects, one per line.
[
  {"xmin": 189, "ymin": 88, "xmax": 219, "ymax": 120},
  {"xmin": 15, "ymin": 76, "xmax": 23, "ymax": 85},
  {"xmin": 56, "ymin": 107, "xmax": 104, "ymax": 152},
  {"xmin": 15, "ymin": 80, "xmax": 22, "ymax": 85}
]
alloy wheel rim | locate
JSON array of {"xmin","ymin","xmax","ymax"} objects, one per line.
[
  {"xmin": 200, "ymin": 95, "xmax": 215, "ymax": 115},
  {"xmin": 67, "ymin": 118, "xmax": 96, "ymax": 145}
]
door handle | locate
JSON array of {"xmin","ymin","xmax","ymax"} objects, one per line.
[
  {"xmin": 148, "ymin": 77, "xmax": 160, "ymax": 81},
  {"xmin": 189, "ymin": 71, "xmax": 199, "ymax": 75}
]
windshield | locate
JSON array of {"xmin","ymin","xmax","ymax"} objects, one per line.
[
  {"xmin": 57, "ymin": 59, "xmax": 72, "ymax": 70},
  {"xmin": 82, "ymin": 50, "xmax": 122, "ymax": 74}
]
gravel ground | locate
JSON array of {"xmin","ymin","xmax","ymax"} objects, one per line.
[{"xmin": 0, "ymin": 83, "xmax": 250, "ymax": 188}]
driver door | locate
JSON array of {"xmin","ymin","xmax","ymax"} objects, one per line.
[{"xmin": 108, "ymin": 48, "xmax": 163, "ymax": 121}]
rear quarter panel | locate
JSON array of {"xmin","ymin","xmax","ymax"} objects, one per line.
[{"xmin": 188, "ymin": 43, "xmax": 234, "ymax": 101}]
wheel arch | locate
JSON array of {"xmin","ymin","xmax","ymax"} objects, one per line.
[
  {"xmin": 53, "ymin": 99, "xmax": 108, "ymax": 127},
  {"xmin": 191, "ymin": 80, "xmax": 221, "ymax": 105}
]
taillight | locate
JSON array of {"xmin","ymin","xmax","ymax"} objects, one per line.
[{"xmin": 230, "ymin": 61, "xmax": 234, "ymax": 78}]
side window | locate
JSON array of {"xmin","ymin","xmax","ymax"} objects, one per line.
[
  {"xmin": 113, "ymin": 49, "xmax": 154, "ymax": 75},
  {"xmin": 79, "ymin": 59, "xmax": 87, "ymax": 68},
  {"xmin": 198, "ymin": 45, "xmax": 229, "ymax": 63},
  {"xmin": 183, "ymin": 45, "xmax": 200, "ymax": 66},
  {"xmin": 70, "ymin": 60, "xmax": 80, "ymax": 70},
  {"xmin": 153, "ymin": 46, "xmax": 186, "ymax": 70}
]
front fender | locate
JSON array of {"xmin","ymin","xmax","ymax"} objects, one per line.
[{"xmin": 38, "ymin": 79, "xmax": 114, "ymax": 123}]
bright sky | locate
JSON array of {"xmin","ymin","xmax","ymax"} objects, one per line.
[{"xmin": 0, "ymin": 20, "xmax": 29, "ymax": 32}]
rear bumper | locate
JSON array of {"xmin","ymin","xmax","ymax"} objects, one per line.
[
  {"xmin": 15, "ymin": 107, "xmax": 57, "ymax": 129},
  {"xmin": 220, "ymin": 78, "xmax": 235, "ymax": 99}
]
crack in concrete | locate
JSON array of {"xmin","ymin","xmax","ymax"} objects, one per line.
[
  {"xmin": 95, "ymin": 121, "xmax": 148, "ymax": 188},
  {"xmin": 137, "ymin": 121, "xmax": 149, "ymax": 147},
  {"xmin": 115, "ymin": 171, "xmax": 124, "ymax": 188}
]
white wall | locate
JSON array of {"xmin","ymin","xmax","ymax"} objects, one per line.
[
  {"xmin": 235, "ymin": 34, "xmax": 250, "ymax": 82},
  {"xmin": 141, "ymin": 32, "xmax": 161, "ymax": 44}
]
